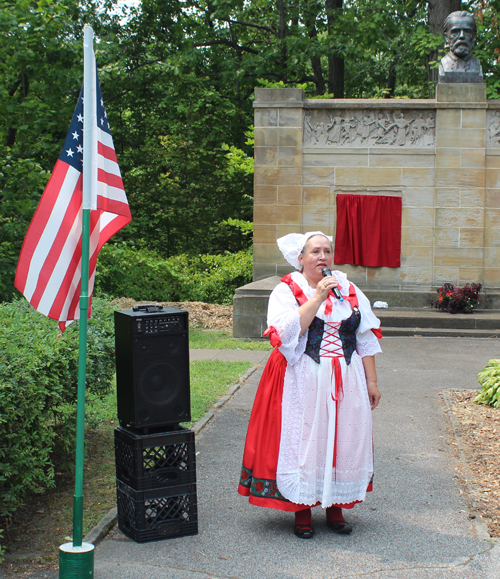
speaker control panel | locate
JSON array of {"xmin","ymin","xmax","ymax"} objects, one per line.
[{"xmin": 134, "ymin": 314, "xmax": 186, "ymax": 335}]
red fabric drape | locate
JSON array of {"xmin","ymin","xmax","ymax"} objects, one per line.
[{"xmin": 334, "ymin": 194, "xmax": 402, "ymax": 268}]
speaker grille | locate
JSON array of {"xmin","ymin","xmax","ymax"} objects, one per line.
[{"xmin": 140, "ymin": 363, "xmax": 181, "ymax": 406}]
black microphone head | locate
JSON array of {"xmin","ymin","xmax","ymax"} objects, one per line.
[{"xmin": 322, "ymin": 267, "xmax": 332, "ymax": 277}]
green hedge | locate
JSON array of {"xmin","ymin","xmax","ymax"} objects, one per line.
[
  {"xmin": 93, "ymin": 244, "xmax": 179, "ymax": 302},
  {"xmin": 0, "ymin": 298, "xmax": 116, "ymax": 528},
  {"xmin": 166, "ymin": 249, "xmax": 252, "ymax": 305},
  {"xmin": 95, "ymin": 244, "xmax": 252, "ymax": 305}
]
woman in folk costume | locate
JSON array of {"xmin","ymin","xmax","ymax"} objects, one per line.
[{"xmin": 238, "ymin": 231, "xmax": 382, "ymax": 539}]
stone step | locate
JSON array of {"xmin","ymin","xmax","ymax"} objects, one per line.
[
  {"xmin": 381, "ymin": 326, "xmax": 500, "ymax": 338},
  {"xmin": 233, "ymin": 276, "xmax": 500, "ymax": 339},
  {"xmin": 375, "ymin": 308, "xmax": 500, "ymax": 331}
]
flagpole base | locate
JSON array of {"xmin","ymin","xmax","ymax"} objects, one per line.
[{"xmin": 59, "ymin": 542, "xmax": 94, "ymax": 578}]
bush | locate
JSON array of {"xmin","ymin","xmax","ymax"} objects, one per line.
[
  {"xmin": 0, "ymin": 154, "xmax": 49, "ymax": 303},
  {"xmin": 95, "ymin": 243, "xmax": 253, "ymax": 305},
  {"xmin": 166, "ymin": 248, "xmax": 252, "ymax": 305},
  {"xmin": 0, "ymin": 298, "xmax": 116, "ymax": 531},
  {"xmin": 430, "ymin": 282, "xmax": 482, "ymax": 314},
  {"xmin": 94, "ymin": 243, "xmax": 179, "ymax": 301},
  {"xmin": 474, "ymin": 359, "xmax": 500, "ymax": 408}
]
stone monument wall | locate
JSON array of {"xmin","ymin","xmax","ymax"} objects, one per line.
[
  {"xmin": 233, "ymin": 85, "xmax": 500, "ymax": 338},
  {"xmin": 253, "ymin": 85, "xmax": 500, "ymax": 290}
]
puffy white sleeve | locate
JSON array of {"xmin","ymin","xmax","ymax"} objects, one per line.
[
  {"xmin": 352, "ymin": 283, "xmax": 383, "ymax": 358},
  {"xmin": 266, "ymin": 283, "xmax": 307, "ymax": 366}
]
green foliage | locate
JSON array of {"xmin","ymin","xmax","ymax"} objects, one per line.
[
  {"xmin": 112, "ymin": 81, "xmax": 254, "ymax": 256},
  {"xmin": 474, "ymin": 359, "xmax": 500, "ymax": 408},
  {"xmin": 95, "ymin": 243, "xmax": 252, "ymax": 305},
  {"xmin": 0, "ymin": 0, "xmax": 99, "ymax": 165},
  {"xmin": 410, "ymin": 25, "xmax": 444, "ymax": 58},
  {"xmin": 166, "ymin": 248, "xmax": 253, "ymax": 305},
  {"xmin": 467, "ymin": 0, "xmax": 500, "ymax": 99},
  {"xmin": 0, "ymin": 153, "xmax": 49, "ymax": 302},
  {"xmin": 0, "ymin": 297, "xmax": 116, "ymax": 531},
  {"xmin": 3, "ymin": 0, "xmax": 500, "ymax": 308},
  {"xmin": 94, "ymin": 243, "xmax": 179, "ymax": 301}
]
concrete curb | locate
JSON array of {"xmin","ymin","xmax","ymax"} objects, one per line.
[
  {"xmin": 85, "ymin": 359, "xmax": 266, "ymax": 547},
  {"xmin": 84, "ymin": 507, "xmax": 118, "ymax": 545},
  {"xmin": 441, "ymin": 388, "xmax": 491, "ymax": 542}
]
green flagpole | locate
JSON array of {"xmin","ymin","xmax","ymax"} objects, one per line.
[
  {"xmin": 72, "ymin": 206, "xmax": 90, "ymax": 548},
  {"xmin": 59, "ymin": 25, "xmax": 95, "ymax": 578}
]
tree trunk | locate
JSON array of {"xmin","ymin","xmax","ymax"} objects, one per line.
[
  {"xmin": 277, "ymin": 0, "xmax": 287, "ymax": 82},
  {"xmin": 5, "ymin": 73, "xmax": 29, "ymax": 148},
  {"xmin": 307, "ymin": 25, "xmax": 327, "ymax": 94},
  {"xmin": 426, "ymin": 0, "xmax": 462, "ymax": 97},
  {"xmin": 386, "ymin": 63, "xmax": 397, "ymax": 97},
  {"xmin": 326, "ymin": 0, "xmax": 344, "ymax": 98}
]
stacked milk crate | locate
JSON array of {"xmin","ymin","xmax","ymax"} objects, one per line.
[
  {"xmin": 114, "ymin": 306, "xmax": 198, "ymax": 542},
  {"xmin": 114, "ymin": 426, "xmax": 198, "ymax": 542}
]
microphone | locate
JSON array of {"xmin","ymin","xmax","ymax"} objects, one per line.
[{"xmin": 321, "ymin": 268, "xmax": 344, "ymax": 301}]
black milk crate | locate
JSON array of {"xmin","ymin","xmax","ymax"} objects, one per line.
[
  {"xmin": 116, "ymin": 479, "xmax": 198, "ymax": 543},
  {"xmin": 114, "ymin": 426, "xmax": 196, "ymax": 491}
]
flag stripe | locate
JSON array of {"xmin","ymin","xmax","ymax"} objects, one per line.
[
  {"xmin": 47, "ymin": 236, "xmax": 82, "ymax": 320},
  {"xmin": 30, "ymin": 208, "xmax": 81, "ymax": 312},
  {"xmin": 49, "ymin": 212, "xmax": 100, "ymax": 322},
  {"xmin": 97, "ymin": 196, "xmax": 131, "ymax": 217},
  {"xmin": 98, "ymin": 168, "xmax": 124, "ymax": 190},
  {"xmin": 23, "ymin": 166, "xmax": 82, "ymax": 302},
  {"xmin": 98, "ymin": 141, "xmax": 118, "ymax": 165},
  {"xmin": 98, "ymin": 214, "xmax": 133, "ymax": 252},
  {"xmin": 97, "ymin": 181, "xmax": 128, "ymax": 207},
  {"xmin": 37, "ymin": 207, "xmax": 83, "ymax": 315},
  {"xmin": 15, "ymin": 161, "xmax": 73, "ymax": 292},
  {"xmin": 98, "ymin": 155, "xmax": 120, "ymax": 178}
]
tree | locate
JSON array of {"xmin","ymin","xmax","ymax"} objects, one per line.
[
  {"xmin": 426, "ymin": 0, "xmax": 462, "ymax": 96},
  {"xmin": 2, "ymin": 0, "xmax": 500, "ymax": 301},
  {"xmin": 467, "ymin": 0, "xmax": 500, "ymax": 98}
]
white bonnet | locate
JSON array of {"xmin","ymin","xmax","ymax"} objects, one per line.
[{"xmin": 277, "ymin": 231, "xmax": 333, "ymax": 270}]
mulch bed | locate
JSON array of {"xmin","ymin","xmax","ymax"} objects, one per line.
[
  {"xmin": 447, "ymin": 390, "xmax": 500, "ymax": 538},
  {"xmin": 111, "ymin": 298, "xmax": 233, "ymax": 331}
]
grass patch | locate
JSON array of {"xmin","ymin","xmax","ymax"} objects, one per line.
[
  {"xmin": 189, "ymin": 328, "xmax": 271, "ymax": 350},
  {"xmin": 183, "ymin": 360, "xmax": 252, "ymax": 427},
  {"xmin": 2, "ymin": 359, "xmax": 252, "ymax": 572}
]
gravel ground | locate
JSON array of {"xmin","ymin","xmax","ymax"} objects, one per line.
[{"xmin": 448, "ymin": 390, "xmax": 500, "ymax": 538}]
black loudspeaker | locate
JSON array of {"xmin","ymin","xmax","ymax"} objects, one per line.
[{"xmin": 114, "ymin": 306, "xmax": 191, "ymax": 429}]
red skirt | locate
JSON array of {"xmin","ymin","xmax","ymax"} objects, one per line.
[{"xmin": 238, "ymin": 348, "xmax": 369, "ymax": 511}]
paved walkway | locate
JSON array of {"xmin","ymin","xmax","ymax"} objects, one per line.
[{"xmin": 26, "ymin": 338, "xmax": 500, "ymax": 578}]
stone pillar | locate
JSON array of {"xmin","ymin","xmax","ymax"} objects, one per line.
[
  {"xmin": 253, "ymin": 88, "xmax": 304, "ymax": 280},
  {"xmin": 435, "ymin": 83, "xmax": 487, "ymax": 286},
  {"xmin": 485, "ymin": 104, "xmax": 500, "ymax": 289}
]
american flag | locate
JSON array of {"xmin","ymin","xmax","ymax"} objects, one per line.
[{"xmin": 15, "ymin": 72, "xmax": 131, "ymax": 332}]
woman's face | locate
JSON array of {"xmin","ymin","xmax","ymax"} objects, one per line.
[{"xmin": 298, "ymin": 235, "xmax": 333, "ymax": 284}]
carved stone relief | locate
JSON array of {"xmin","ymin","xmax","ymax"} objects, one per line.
[
  {"xmin": 487, "ymin": 110, "xmax": 500, "ymax": 147},
  {"xmin": 303, "ymin": 109, "xmax": 436, "ymax": 148}
]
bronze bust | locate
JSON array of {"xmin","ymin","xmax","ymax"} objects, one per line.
[{"xmin": 438, "ymin": 11, "xmax": 483, "ymax": 84}]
